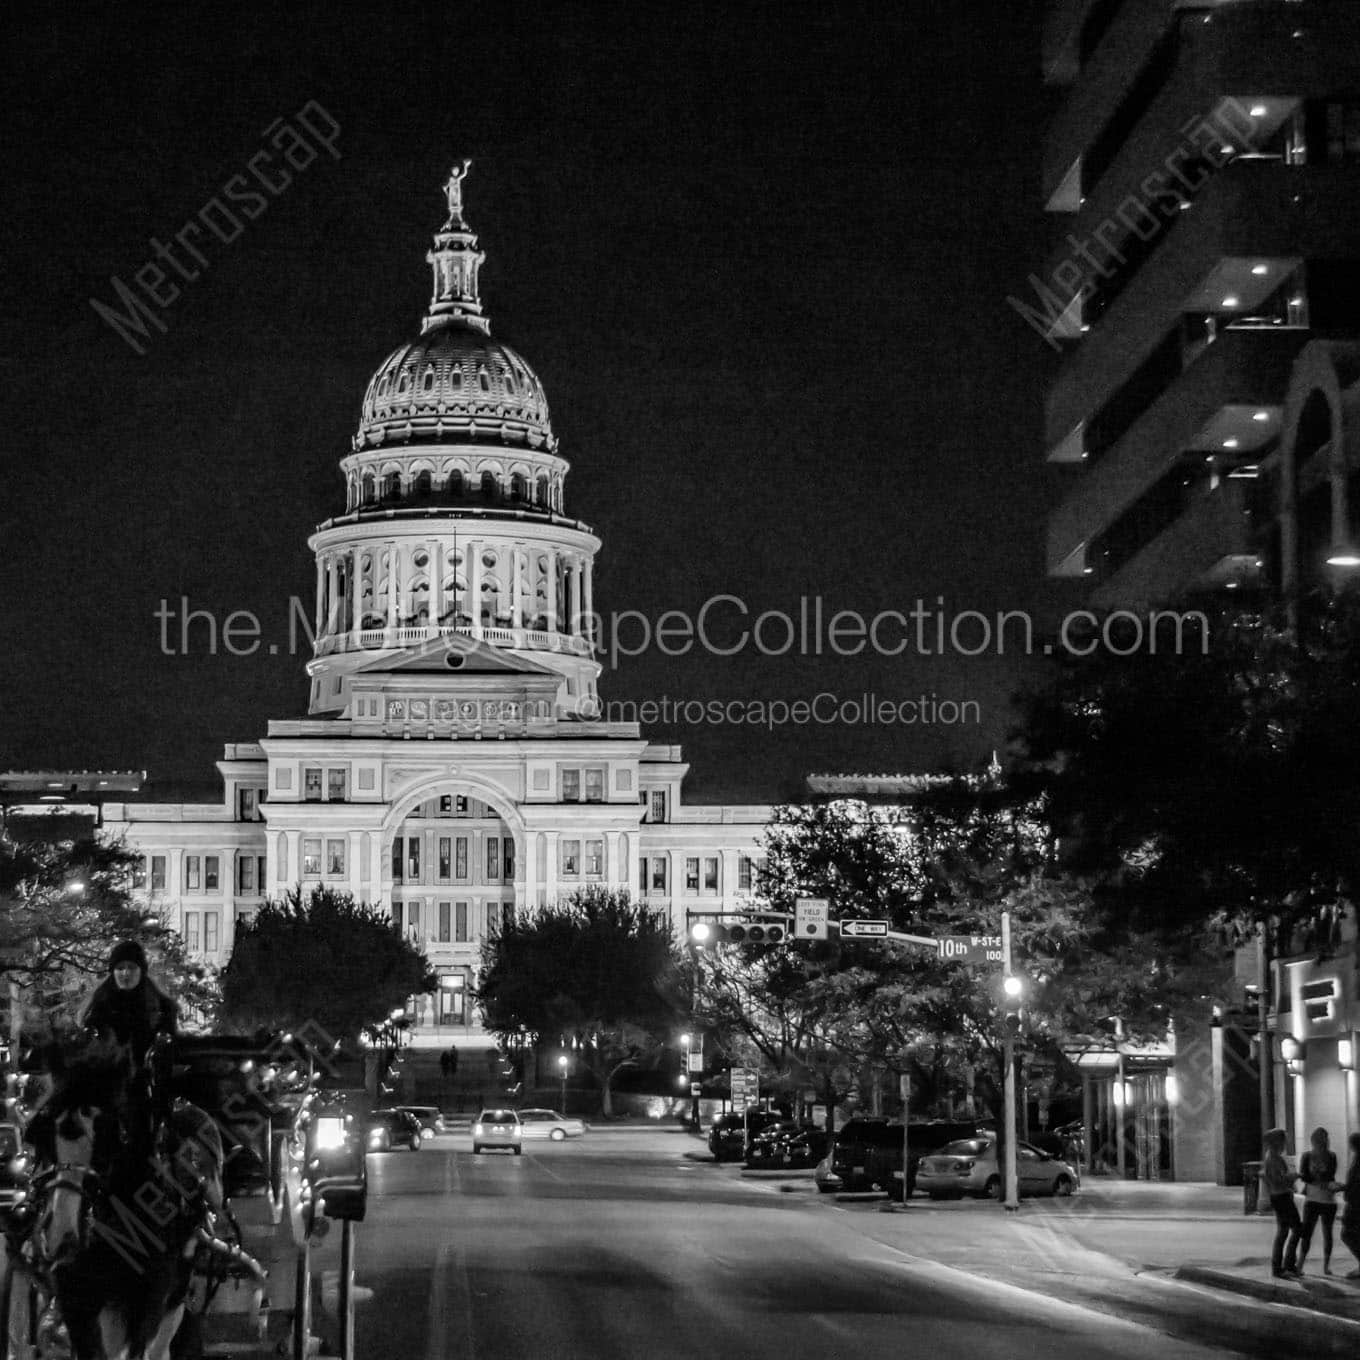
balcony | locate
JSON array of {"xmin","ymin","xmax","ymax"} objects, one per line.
[
  {"xmin": 1046, "ymin": 161, "xmax": 1360, "ymax": 445},
  {"xmin": 315, "ymin": 622, "xmax": 596, "ymax": 658},
  {"xmin": 1088, "ymin": 476, "xmax": 1256, "ymax": 608},
  {"xmin": 1048, "ymin": 326, "xmax": 1299, "ymax": 572}
]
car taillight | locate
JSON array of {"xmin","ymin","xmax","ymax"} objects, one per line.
[{"xmin": 956, "ymin": 1161, "xmax": 974, "ymax": 1172}]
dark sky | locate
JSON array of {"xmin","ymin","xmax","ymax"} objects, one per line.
[{"xmin": 0, "ymin": 0, "xmax": 1061, "ymax": 805}]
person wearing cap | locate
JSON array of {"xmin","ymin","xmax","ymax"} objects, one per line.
[{"xmin": 80, "ymin": 939, "xmax": 179, "ymax": 1064}]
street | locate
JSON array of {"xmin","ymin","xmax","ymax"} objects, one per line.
[{"xmin": 280, "ymin": 1128, "xmax": 1267, "ymax": 1360}]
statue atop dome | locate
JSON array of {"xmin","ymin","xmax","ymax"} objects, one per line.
[{"xmin": 442, "ymin": 159, "xmax": 473, "ymax": 230}]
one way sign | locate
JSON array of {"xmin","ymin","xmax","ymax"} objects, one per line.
[{"xmin": 840, "ymin": 919, "xmax": 888, "ymax": 938}]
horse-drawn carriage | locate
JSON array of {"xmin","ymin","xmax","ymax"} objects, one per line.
[{"xmin": 1, "ymin": 1028, "xmax": 366, "ymax": 1360}]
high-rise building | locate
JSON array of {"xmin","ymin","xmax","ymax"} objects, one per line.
[{"xmin": 1035, "ymin": 1, "xmax": 1360, "ymax": 607}]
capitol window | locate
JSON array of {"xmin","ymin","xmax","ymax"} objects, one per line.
[
  {"xmin": 302, "ymin": 839, "xmax": 321, "ymax": 877},
  {"xmin": 738, "ymin": 855, "xmax": 753, "ymax": 891},
  {"xmin": 185, "ymin": 856, "xmax": 201, "ymax": 891},
  {"xmin": 561, "ymin": 839, "xmax": 580, "ymax": 876},
  {"xmin": 685, "ymin": 858, "xmax": 699, "ymax": 893},
  {"xmin": 327, "ymin": 768, "xmax": 347, "ymax": 801},
  {"xmin": 151, "ymin": 856, "xmax": 166, "ymax": 892},
  {"xmin": 704, "ymin": 857, "xmax": 719, "ymax": 891},
  {"xmin": 585, "ymin": 840, "xmax": 603, "ymax": 876},
  {"xmin": 585, "ymin": 768, "xmax": 604, "ymax": 803},
  {"xmin": 304, "ymin": 768, "xmax": 323, "ymax": 801},
  {"xmin": 204, "ymin": 856, "xmax": 220, "ymax": 891},
  {"xmin": 326, "ymin": 840, "xmax": 345, "ymax": 876},
  {"xmin": 561, "ymin": 769, "xmax": 581, "ymax": 802}
]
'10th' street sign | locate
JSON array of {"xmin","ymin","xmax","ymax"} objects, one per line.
[{"xmin": 937, "ymin": 934, "xmax": 1004, "ymax": 964}]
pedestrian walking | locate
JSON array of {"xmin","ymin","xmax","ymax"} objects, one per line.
[
  {"xmin": 1263, "ymin": 1127, "xmax": 1302, "ymax": 1278},
  {"xmin": 447, "ymin": 1045, "xmax": 459, "ymax": 1076},
  {"xmin": 1296, "ymin": 1126, "xmax": 1341, "ymax": 1275},
  {"xmin": 439, "ymin": 1050, "xmax": 451, "ymax": 1079},
  {"xmin": 1341, "ymin": 1131, "xmax": 1360, "ymax": 1279}
]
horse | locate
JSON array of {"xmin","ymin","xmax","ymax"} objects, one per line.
[{"xmin": 19, "ymin": 1040, "xmax": 227, "ymax": 1360}]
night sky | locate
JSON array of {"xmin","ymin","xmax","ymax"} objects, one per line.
[{"xmin": 0, "ymin": 1, "xmax": 1061, "ymax": 805}]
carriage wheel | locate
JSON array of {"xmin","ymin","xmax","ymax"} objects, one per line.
[{"xmin": 1, "ymin": 1258, "xmax": 43, "ymax": 1360}]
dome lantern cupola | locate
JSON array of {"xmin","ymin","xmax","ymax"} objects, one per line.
[{"xmin": 424, "ymin": 160, "xmax": 488, "ymax": 335}]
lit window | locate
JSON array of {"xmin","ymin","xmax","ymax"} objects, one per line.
[
  {"xmin": 562, "ymin": 839, "xmax": 581, "ymax": 876},
  {"xmin": 239, "ymin": 856, "xmax": 256, "ymax": 893},
  {"xmin": 205, "ymin": 856, "xmax": 220, "ymax": 891},
  {"xmin": 328, "ymin": 769, "xmax": 348, "ymax": 801},
  {"xmin": 132, "ymin": 859, "xmax": 147, "ymax": 890},
  {"xmin": 327, "ymin": 840, "xmax": 345, "ymax": 876},
  {"xmin": 238, "ymin": 787, "xmax": 256, "ymax": 821},
  {"xmin": 562, "ymin": 769, "xmax": 581, "ymax": 802},
  {"xmin": 151, "ymin": 856, "xmax": 166, "ymax": 891},
  {"xmin": 185, "ymin": 856, "xmax": 201, "ymax": 891},
  {"xmin": 704, "ymin": 857, "xmax": 719, "ymax": 891},
  {"xmin": 486, "ymin": 837, "xmax": 501, "ymax": 880},
  {"xmin": 585, "ymin": 840, "xmax": 603, "ymax": 875},
  {"xmin": 650, "ymin": 791, "xmax": 667, "ymax": 823},
  {"xmin": 408, "ymin": 902, "xmax": 421, "ymax": 941},
  {"xmin": 204, "ymin": 912, "xmax": 219, "ymax": 954},
  {"xmin": 685, "ymin": 858, "xmax": 700, "ymax": 892},
  {"xmin": 650, "ymin": 858, "xmax": 667, "ymax": 892},
  {"xmin": 304, "ymin": 768, "xmax": 323, "ymax": 801},
  {"xmin": 407, "ymin": 839, "xmax": 421, "ymax": 882},
  {"xmin": 456, "ymin": 836, "xmax": 468, "ymax": 880},
  {"xmin": 302, "ymin": 839, "xmax": 321, "ymax": 877},
  {"xmin": 585, "ymin": 768, "xmax": 604, "ymax": 803},
  {"xmin": 503, "ymin": 839, "xmax": 514, "ymax": 880},
  {"xmin": 392, "ymin": 838, "xmax": 404, "ymax": 884},
  {"xmin": 438, "ymin": 901, "xmax": 451, "ymax": 942},
  {"xmin": 738, "ymin": 855, "xmax": 753, "ymax": 892},
  {"xmin": 455, "ymin": 901, "xmax": 470, "ymax": 942},
  {"xmin": 184, "ymin": 912, "xmax": 200, "ymax": 951},
  {"xmin": 439, "ymin": 837, "xmax": 452, "ymax": 880}
]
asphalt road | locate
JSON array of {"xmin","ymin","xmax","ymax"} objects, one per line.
[{"xmin": 295, "ymin": 1128, "xmax": 1245, "ymax": 1360}]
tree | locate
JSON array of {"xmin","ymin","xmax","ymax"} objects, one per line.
[
  {"xmin": 1014, "ymin": 596, "xmax": 1360, "ymax": 957},
  {"xmin": 0, "ymin": 833, "xmax": 217, "ymax": 1044},
  {"xmin": 218, "ymin": 886, "xmax": 434, "ymax": 1043},
  {"xmin": 476, "ymin": 887, "xmax": 685, "ymax": 1117}
]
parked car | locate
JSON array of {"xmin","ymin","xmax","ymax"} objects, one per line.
[
  {"xmin": 517, "ymin": 1108, "xmax": 587, "ymax": 1140},
  {"xmin": 364, "ymin": 1109, "xmax": 424, "ymax": 1153},
  {"xmin": 745, "ymin": 1121, "xmax": 830, "ymax": 1169},
  {"xmin": 392, "ymin": 1106, "xmax": 447, "ymax": 1139},
  {"xmin": 707, "ymin": 1110, "xmax": 781, "ymax": 1162},
  {"xmin": 829, "ymin": 1117, "xmax": 898, "ymax": 1192},
  {"xmin": 473, "ymin": 1108, "xmax": 523, "ymax": 1154},
  {"xmin": 861, "ymin": 1120, "xmax": 981, "ymax": 1197},
  {"xmin": 914, "ymin": 1137, "xmax": 1078, "ymax": 1199}
]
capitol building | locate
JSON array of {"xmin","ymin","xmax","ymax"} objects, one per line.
[{"xmin": 101, "ymin": 165, "xmax": 769, "ymax": 1046}]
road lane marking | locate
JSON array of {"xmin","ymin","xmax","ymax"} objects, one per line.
[{"xmin": 426, "ymin": 1241, "xmax": 475, "ymax": 1360}]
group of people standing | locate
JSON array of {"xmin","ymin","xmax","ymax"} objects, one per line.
[{"xmin": 1263, "ymin": 1126, "xmax": 1360, "ymax": 1279}]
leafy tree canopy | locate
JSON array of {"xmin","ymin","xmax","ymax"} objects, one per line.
[
  {"xmin": 476, "ymin": 887, "xmax": 685, "ymax": 1115},
  {"xmin": 1, "ymin": 833, "xmax": 217, "ymax": 1041},
  {"xmin": 218, "ymin": 886, "xmax": 434, "ymax": 1043}
]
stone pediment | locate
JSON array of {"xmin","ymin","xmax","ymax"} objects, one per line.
[{"xmin": 352, "ymin": 630, "xmax": 560, "ymax": 678}]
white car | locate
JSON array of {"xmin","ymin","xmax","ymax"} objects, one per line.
[{"xmin": 517, "ymin": 1108, "xmax": 588, "ymax": 1141}]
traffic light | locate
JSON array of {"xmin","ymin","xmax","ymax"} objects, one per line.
[
  {"xmin": 689, "ymin": 918, "xmax": 787, "ymax": 947},
  {"xmin": 1001, "ymin": 974, "xmax": 1024, "ymax": 1040}
]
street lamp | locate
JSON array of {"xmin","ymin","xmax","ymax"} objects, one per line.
[{"xmin": 557, "ymin": 1054, "xmax": 568, "ymax": 1114}]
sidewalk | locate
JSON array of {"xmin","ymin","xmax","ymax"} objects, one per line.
[{"xmin": 999, "ymin": 1177, "xmax": 1360, "ymax": 1326}]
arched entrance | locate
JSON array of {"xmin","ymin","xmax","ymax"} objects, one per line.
[{"xmin": 383, "ymin": 779, "xmax": 524, "ymax": 1046}]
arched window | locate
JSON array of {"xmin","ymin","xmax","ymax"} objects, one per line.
[
  {"xmin": 535, "ymin": 474, "xmax": 549, "ymax": 508},
  {"xmin": 397, "ymin": 371, "xmax": 411, "ymax": 395},
  {"xmin": 446, "ymin": 469, "xmax": 464, "ymax": 499},
  {"xmin": 511, "ymin": 473, "xmax": 528, "ymax": 502},
  {"xmin": 448, "ymin": 366, "xmax": 463, "ymax": 393},
  {"xmin": 421, "ymin": 368, "xmax": 436, "ymax": 393},
  {"xmin": 481, "ymin": 471, "xmax": 498, "ymax": 501},
  {"xmin": 377, "ymin": 375, "xmax": 390, "ymax": 398},
  {"xmin": 504, "ymin": 367, "xmax": 518, "ymax": 396},
  {"xmin": 413, "ymin": 470, "xmax": 432, "ymax": 500},
  {"xmin": 478, "ymin": 368, "xmax": 491, "ymax": 393},
  {"xmin": 382, "ymin": 471, "xmax": 401, "ymax": 502},
  {"xmin": 361, "ymin": 473, "xmax": 376, "ymax": 505}
]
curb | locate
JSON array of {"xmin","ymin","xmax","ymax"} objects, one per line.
[{"xmin": 1174, "ymin": 1264, "xmax": 1360, "ymax": 1326}]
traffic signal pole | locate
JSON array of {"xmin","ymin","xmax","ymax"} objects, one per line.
[{"xmin": 1002, "ymin": 910, "xmax": 1019, "ymax": 1212}]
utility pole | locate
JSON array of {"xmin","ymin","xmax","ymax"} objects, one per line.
[
  {"xmin": 1001, "ymin": 910, "xmax": 1020, "ymax": 1212},
  {"xmin": 1257, "ymin": 922, "xmax": 1273, "ymax": 1143}
]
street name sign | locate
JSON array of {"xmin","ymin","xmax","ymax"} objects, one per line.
[
  {"xmin": 794, "ymin": 897, "xmax": 829, "ymax": 938},
  {"xmin": 937, "ymin": 934, "xmax": 1004, "ymax": 964},
  {"xmin": 687, "ymin": 1051, "xmax": 704, "ymax": 1073},
  {"xmin": 840, "ymin": 920, "xmax": 889, "ymax": 938},
  {"xmin": 730, "ymin": 1066, "xmax": 759, "ymax": 1107}
]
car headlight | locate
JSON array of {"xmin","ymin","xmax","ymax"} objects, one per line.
[
  {"xmin": 957, "ymin": 1161, "xmax": 975, "ymax": 1172},
  {"xmin": 474, "ymin": 1123, "xmax": 484, "ymax": 1136}
]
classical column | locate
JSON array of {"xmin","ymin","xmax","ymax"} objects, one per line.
[
  {"xmin": 469, "ymin": 540, "xmax": 483, "ymax": 636},
  {"xmin": 547, "ymin": 550, "xmax": 559, "ymax": 633},
  {"xmin": 431, "ymin": 538, "xmax": 444, "ymax": 633},
  {"xmin": 583, "ymin": 559, "xmax": 595, "ymax": 641},
  {"xmin": 351, "ymin": 547, "xmax": 363, "ymax": 634},
  {"xmin": 386, "ymin": 542, "xmax": 399, "ymax": 629},
  {"xmin": 327, "ymin": 555, "xmax": 340, "ymax": 636},
  {"xmin": 605, "ymin": 831, "xmax": 621, "ymax": 889},
  {"xmin": 511, "ymin": 545, "xmax": 524, "ymax": 631},
  {"xmin": 543, "ymin": 831, "xmax": 559, "ymax": 902},
  {"xmin": 314, "ymin": 558, "xmax": 325, "ymax": 641},
  {"xmin": 519, "ymin": 830, "xmax": 535, "ymax": 910},
  {"xmin": 568, "ymin": 557, "xmax": 581, "ymax": 635}
]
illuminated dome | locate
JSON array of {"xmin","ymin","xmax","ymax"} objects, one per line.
[{"xmin": 352, "ymin": 160, "xmax": 556, "ymax": 454}]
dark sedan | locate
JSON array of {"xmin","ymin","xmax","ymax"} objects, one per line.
[
  {"xmin": 744, "ymin": 1121, "xmax": 830, "ymax": 1169},
  {"xmin": 707, "ymin": 1110, "xmax": 781, "ymax": 1162},
  {"xmin": 364, "ymin": 1109, "xmax": 423, "ymax": 1152}
]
